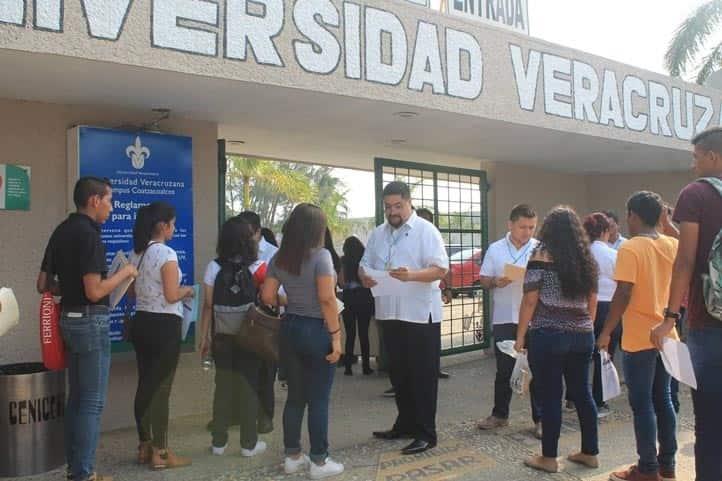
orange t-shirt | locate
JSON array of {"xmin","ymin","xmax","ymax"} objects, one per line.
[{"xmin": 614, "ymin": 235, "xmax": 680, "ymax": 352}]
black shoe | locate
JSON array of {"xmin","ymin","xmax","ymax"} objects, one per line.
[
  {"xmin": 257, "ymin": 418, "xmax": 274, "ymax": 434},
  {"xmin": 373, "ymin": 429, "xmax": 411, "ymax": 440},
  {"xmin": 344, "ymin": 367, "xmax": 353, "ymax": 376},
  {"xmin": 363, "ymin": 366, "xmax": 374, "ymax": 375},
  {"xmin": 438, "ymin": 370, "xmax": 450, "ymax": 379},
  {"xmin": 401, "ymin": 439, "xmax": 436, "ymax": 455},
  {"xmin": 383, "ymin": 387, "xmax": 395, "ymax": 397}
]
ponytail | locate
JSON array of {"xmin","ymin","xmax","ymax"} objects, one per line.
[{"xmin": 132, "ymin": 202, "xmax": 176, "ymax": 254}]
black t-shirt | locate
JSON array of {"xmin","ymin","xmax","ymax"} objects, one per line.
[{"xmin": 41, "ymin": 213, "xmax": 109, "ymax": 307}]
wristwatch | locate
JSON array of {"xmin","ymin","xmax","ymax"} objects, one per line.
[{"xmin": 663, "ymin": 308, "xmax": 680, "ymax": 321}]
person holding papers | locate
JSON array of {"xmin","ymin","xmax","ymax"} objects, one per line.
[
  {"xmin": 360, "ymin": 181, "xmax": 449, "ymax": 456},
  {"xmin": 129, "ymin": 202, "xmax": 194, "ymax": 470},
  {"xmin": 476, "ymin": 204, "xmax": 542, "ymax": 438},
  {"xmin": 38, "ymin": 177, "xmax": 138, "ymax": 481},
  {"xmin": 598, "ymin": 192, "xmax": 679, "ymax": 481}
]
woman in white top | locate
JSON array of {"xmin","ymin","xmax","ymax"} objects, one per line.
[
  {"xmin": 583, "ymin": 212, "xmax": 621, "ymax": 415},
  {"xmin": 129, "ymin": 202, "xmax": 194, "ymax": 470}
]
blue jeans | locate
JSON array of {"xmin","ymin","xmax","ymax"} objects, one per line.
[
  {"xmin": 528, "ymin": 328, "xmax": 598, "ymax": 458},
  {"xmin": 60, "ymin": 309, "xmax": 111, "ymax": 481},
  {"xmin": 688, "ymin": 328, "xmax": 722, "ymax": 481},
  {"xmin": 622, "ymin": 349, "xmax": 677, "ymax": 475},
  {"xmin": 280, "ymin": 314, "xmax": 336, "ymax": 464}
]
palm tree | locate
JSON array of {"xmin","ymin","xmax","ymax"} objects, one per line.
[{"xmin": 665, "ymin": 0, "xmax": 722, "ymax": 84}]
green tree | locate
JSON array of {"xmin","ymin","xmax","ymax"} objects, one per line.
[{"xmin": 666, "ymin": 0, "xmax": 722, "ymax": 84}]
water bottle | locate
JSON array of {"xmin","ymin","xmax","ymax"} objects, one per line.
[{"xmin": 201, "ymin": 356, "xmax": 213, "ymax": 372}]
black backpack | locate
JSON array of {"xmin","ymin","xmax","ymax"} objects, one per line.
[{"xmin": 212, "ymin": 258, "xmax": 257, "ymax": 335}]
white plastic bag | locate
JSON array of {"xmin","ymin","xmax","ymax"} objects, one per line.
[
  {"xmin": 510, "ymin": 352, "xmax": 532, "ymax": 395},
  {"xmin": 0, "ymin": 287, "xmax": 20, "ymax": 337},
  {"xmin": 601, "ymin": 350, "xmax": 622, "ymax": 402},
  {"xmin": 496, "ymin": 340, "xmax": 519, "ymax": 359}
]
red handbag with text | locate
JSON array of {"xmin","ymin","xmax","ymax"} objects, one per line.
[{"xmin": 40, "ymin": 292, "xmax": 66, "ymax": 370}]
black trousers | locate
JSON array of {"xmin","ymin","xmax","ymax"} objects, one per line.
[
  {"xmin": 211, "ymin": 334, "xmax": 263, "ymax": 449},
  {"xmin": 132, "ymin": 311, "xmax": 182, "ymax": 449},
  {"xmin": 384, "ymin": 319, "xmax": 440, "ymax": 444},
  {"xmin": 492, "ymin": 323, "xmax": 541, "ymax": 422},
  {"xmin": 342, "ymin": 288, "xmax": 374, "ymax": 368},
  {"xmin": 257, "ymin": 360, "xmax": 276, "ymax": 426}
]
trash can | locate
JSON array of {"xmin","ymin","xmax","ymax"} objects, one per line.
[{"xmin": 0, "ymin": 362, "xmax": 65, "ymax": 477}]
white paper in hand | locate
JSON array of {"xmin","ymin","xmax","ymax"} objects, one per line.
[
  {"xmin": 0, "ymin": 287, "xmax": 20, "ymax": 337},
  {"xmin": 496, "ymin": 340, "xmax": 519, "ymax": 359},
  {"xmin": 109, "ymin": 250, "xmax": 134, "ymax": 309},
  {"xmin": 660, "ymin": 338, "xmax": 697, "ymax": 389},
  {"xmin": 181, "ymin": 284, "xmax": 201, "ymax": 341},
  {"xmin": 600, "ymin": 350, "xmax": 622, "ymax": 401}
]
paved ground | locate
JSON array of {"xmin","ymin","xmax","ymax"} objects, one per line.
[{"xmin": 9, "ymin": 351, "xmax": 696, "ymax": 481}]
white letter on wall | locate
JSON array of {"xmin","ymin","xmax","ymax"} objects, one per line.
[
  {"xmin": 572, "ymin": 60, "xmax": 599, "ymax": 123},
  {"xmin": 446, "ymin": 28, "xmax": 482, "ymax": 99},
  {"xmin": 153, "ymin": 0, "xmax": 218, "ymax": 55},
  {"xmin": 408, "ymin": 21, "xmax": 445, "ymax": 94},
  {"xmin": 622, "ymin": 75, "xmax": 648, "ymax": 132},
  {"xmin": 226, "ymin": 0, "xmax": 284, "ymax": 66},
  {"xmin": 694, "ymin": 95, "xmax": 714, "ymax": 134},
  {"xmin": 0, "ymin": 0, "xmax": 24, "ymax": 25},
  {"xmin": 293, "ymin": 0, "xmax": 340, "ymax": 74},
  {"xmin": 649, "ymin": 81, "xmax": 673, "ymax": 137},
  {"xmin": 509, "ymin": 44, "xmax": 540, "ymax": 111},
  {"xmin": 343, "ymin": 2, "xmax": 361, "ymax": 79},
  {"xmin": 81, "ymin": 0, "xmax": 132, "ymax": 40},
  {"xmin": 35, "ymin": 0, "xmax": 62, "ymax": 31},
  {"xmin": 599, "ymin": 70, "xmax": 624, "ymax": 128},
  {"xmin": 542, "ymin": 53, "xmax": 572, "ymax": 118},
  {"xmin": 365, "ymin": 7, "xmax": 407, "ymax": 85},
  {"xmin": 672, "ymin": 88, "xmax": 694, "ymax": 140}
]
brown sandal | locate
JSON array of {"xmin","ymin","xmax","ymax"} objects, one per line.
[
  {"xmin": 137, "ymin": 441, "xmax": 152, "ymax": 465},
  {"xmin": 151, "ymin": 448, "xmax": 191, "ymax": 470}
]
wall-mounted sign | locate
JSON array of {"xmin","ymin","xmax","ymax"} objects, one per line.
[
  {"xmin": 0, "ymin": 164, "xmax": 31, "ymax": 211},
  {"xmin": 67, "ymin": 127, "xmax": 194, "ymax": 351},
  {"xmin": 450, "ymin": 0, "xmax": 529, "ymax": 35}
]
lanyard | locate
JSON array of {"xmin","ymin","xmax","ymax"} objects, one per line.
[
  {"xmin": 505, "ymin": 237, "xmax": 532, "ymax": 265},
  {"xmin": 385, "ymin": 227, "xmax": 407, "ymax": 270}
]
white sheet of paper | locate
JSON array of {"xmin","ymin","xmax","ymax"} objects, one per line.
[
  {"xmin": 109, "ymin": 250, "xmax": 134, "ymax": 309},
  {"xmin": 336, "ymin": 298, "xmax": 345, "ymax": 314},
  {"xmin": 661, "ymin": 338, "xmax": 697, "ymax": 389},
  {"xmin": 0, "ymin": 287, "xmax": 20, "ymax": 337},
  {"xmin": 364, "ymin": 268, "xmax": 430, "ymax": 298},
  {"xmin": 181, "ymin": 284, "xmax": 201, "ymax": 341}
]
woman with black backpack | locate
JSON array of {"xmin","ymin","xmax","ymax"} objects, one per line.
[{"xmin": 198, "ymin": 217, "xmax": 268, "ymax": 458}]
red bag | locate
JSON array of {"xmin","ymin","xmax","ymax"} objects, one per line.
[{"xmin": 40, "ymin": 292, "xmax": 66, "ymax": 370}]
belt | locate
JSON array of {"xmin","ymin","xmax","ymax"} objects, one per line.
[{"xmin": 62, "ymin": 305, "xmax": 110, "ymax": 316}]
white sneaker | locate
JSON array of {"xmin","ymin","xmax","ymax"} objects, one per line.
[
  {"xmin": 284, "ymin": 454, "xmax": 310, "ymax": 474},
  {"xmin": 211, "ymin": 443, "xmax": 227, "ymax": 456},
  {"xmin": 309, "ymin": 457, "xmax": 344, "ymax": 479},
  {"xmin": 241, "ymin": 440, "xmax": 267, "ymax": 457}
]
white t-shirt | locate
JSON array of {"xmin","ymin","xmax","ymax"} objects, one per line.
[
  {"xmin": 591, "ymin": 240, "xmax": 618, "ymax": 302},
  {"xmin": 479, "ymin": 233, "xmax": 538, "ymax": 325},
  {"xmin": 360, "ymin": 212, "xmax": 449, "ymax": 323},
  {"xmin": 131, "ymin": 243, "xmax": 183, "ymax": 317}
]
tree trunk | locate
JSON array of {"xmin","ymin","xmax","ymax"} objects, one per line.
[{"xmin": 242, "ymin": 175, "xmax": 251, "ymax": 210}]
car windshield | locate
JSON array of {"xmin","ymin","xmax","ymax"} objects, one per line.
[{"xmin": 449, "ymin": 248, "xmax": 480, "ymax": 262}]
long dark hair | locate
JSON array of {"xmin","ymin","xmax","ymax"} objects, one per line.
[
  {"xmin": 325, "ymin": 228, "xmax": 341, "ymax": 273},
  {"xmin": 342, "ymin": 236, "xmax": 365, "ymax": 284},
  {"xmin": 536, "ymin": 206, "xmax": 598, "ymax": 299},
  {"xmin": 216, "ymin": 217, "xmax": 258, "ymax": 262},
  {"xmin": 275, "ymin": 204, "xmax": 327, "ymax": 275},
  {"xmin": 133, "ymin": 201, "xmax": 176, "ymax": 254}
]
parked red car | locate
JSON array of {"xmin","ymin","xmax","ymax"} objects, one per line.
[{"xmin": 448, "ymin": 248, "xmax": 483, "ymax": 289}]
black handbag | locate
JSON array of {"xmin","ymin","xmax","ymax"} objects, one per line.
[{"xmin": 235, "ymin": 304, "xmax": 281, "ymax": 362}]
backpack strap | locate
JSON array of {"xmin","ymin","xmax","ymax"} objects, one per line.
[{"xmin": 698, "ymin": 177, "xmax": 722, "ymax": 199}]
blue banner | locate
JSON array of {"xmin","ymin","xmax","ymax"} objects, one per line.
[{"xmin": 76, "ymin": 127, "xmax": 194, "ymax": 349}]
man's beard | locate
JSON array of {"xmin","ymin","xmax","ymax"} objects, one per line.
[{"xmin": 387, "ymin": 215, "xmax": 403, "ymax": 227}]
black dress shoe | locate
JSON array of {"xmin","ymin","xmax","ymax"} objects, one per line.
[
  {"xmin": 373, "ymin": 429, "xmax": 411, "ymax": 440},
  {"xmin": 401, "ymin": 439, "xmax": 436, "ymax": 455},
  {"xmin": 438, "ymin": 370, "xmax": 451, "ymax": 379}
]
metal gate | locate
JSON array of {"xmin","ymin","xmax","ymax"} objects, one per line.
[{"xmin": 374, "ymin": 158, "xmax": 490, "ymax": 354}]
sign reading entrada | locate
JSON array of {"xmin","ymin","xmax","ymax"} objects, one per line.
[{"xmin": 0, "ymin": 0, "xmax": 718, "ymax": 142}]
